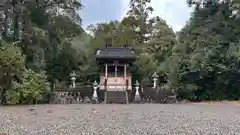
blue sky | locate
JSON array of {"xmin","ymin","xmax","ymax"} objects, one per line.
[{"xmin": 80, "ymin": 0, "xmax": 192, "ymax": 32}]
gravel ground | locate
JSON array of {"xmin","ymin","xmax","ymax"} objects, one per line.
[{"xmin": 0, "ymin": 103, "xmax": 240, "ymax": 135}]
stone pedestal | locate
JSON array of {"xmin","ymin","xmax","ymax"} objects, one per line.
[
  {"xmin": 92, "ymin": 81, "xmax": 99, "ymax": 104},
  {"xmin": 134, "ymin": 87, "xmax": 141, "ymax": 103},
  {"xmin": 134, "ymin": 80, "xmax": 141, "ymax": 103},
  {"xmin": 92, "ymin": 89, "xmax": 98, "ymax": 104}
]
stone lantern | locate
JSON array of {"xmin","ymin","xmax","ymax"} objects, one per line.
[
  {"xmin": 134, "ymin": 80, "xmax": 141, "ymax": 102},
  {"xmin": 135, "ymin": 80, "xmax": 140, "ymax": 96},
  {"xmin": 70, "ymin": 71, "xmax": 77, "ymax": 88},
  {"xmin": 151, "ymin": 72, "xmax": 159, "ymax": 89},
  {"xmin": 92, "ymin": 80, "xmax": 99, "ymax": 101}
]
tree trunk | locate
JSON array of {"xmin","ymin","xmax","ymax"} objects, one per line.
[
  {"xmin": 13, "ymin": 9, "xmax": 20, "ymax": 42},
  {"xmin": 2, "ymin": 1, "xmax": 9, "ymax": 40},
  {"xmin": 0, "ymin": 88, "xmax": 5, "ymax": 104}
]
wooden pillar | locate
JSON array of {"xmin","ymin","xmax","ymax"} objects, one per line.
[
  {"xmin": 115, "ymin": 64, "xmax": 117, "ymax": 77},
  {"xmin": 105, "ymin": 64, "xmax": 108, "ymax": 91},
  {"xmin": 124, "ymin": 64, "xmax": 126, "ymax": 79},
  {"xmin": 105, "ymin": 64, "xmax": 108, "ymax": 78},
  {"xmin": 104, "ymin": 91, "xmax": 107, "ymax": 104},
  {"xmin": 124, "ymin": 64, "xmax": 127, "ymax": 90},
  {"xmin": 125, "ymin": 91, "xmax": 129, "ymax": 104}
]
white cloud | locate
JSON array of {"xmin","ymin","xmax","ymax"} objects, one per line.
[
  {"xmin": 120, "ymin": 0, "xmax": 130, "ymax": 20},
  {"xmin": 150, "ymin": 0, "xmax": 192, "ymax": 31},
  {"xmin": 120, "ymin": 0, "xmax": 192, "ymax": 32}
]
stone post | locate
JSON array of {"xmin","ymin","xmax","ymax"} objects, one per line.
[
  {"xmin": 134, "ymin": 80, "xmax": 141, "ymax": 102},
  {"xmin": 70, "ymin": 71, "xmax": 76, "ymax": 88},
  {"xmin": 153, "ymin": 78, "xmax": 157, "ymax": 88},
  {"xmin": 92, "ymin": 80, "xmax": 99, "ymax": 103},
  {"xmin": 135, "ymin": 80, "xmax": 140, "ymax": 96}
]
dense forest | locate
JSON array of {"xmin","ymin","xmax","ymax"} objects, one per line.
[{"xmin": 1, "ymin": 0, "xmax": 240, "ymax": 104}]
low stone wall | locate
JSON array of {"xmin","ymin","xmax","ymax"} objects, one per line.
[
  {"xmin": 139, "ymin": 84, "xmax": 177, "ymax": 104},
  {"xmin": 51, "ymin": 83, "xmax": 94, "ymax": 104},
  {"xmin": 50, "ymin": 92, "xmax": 83, "ymax": 104}
]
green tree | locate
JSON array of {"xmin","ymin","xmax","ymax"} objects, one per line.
[
  {"xmin": 148, "ymin": 18, "xmax": 177, "ymax": 66},
  {"xmin": 6, "ymin": 70, "xmax": 50, "ymax": 104},
  {"xmin": 162, "ymin": 0, "xmax": 240, "ymax": 101},
  {"xmin": 0, "ymin": 0, "xmax": 86, "ymax": 104},
  {"xmin": 0, "ymin": 44, "xmax": 25, "ymax": 104},
  {"xmin": 124, "ymin": 0, "xmax": 154, "ymax": 46}
]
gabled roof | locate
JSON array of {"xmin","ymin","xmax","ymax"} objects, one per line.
[{"xmin": 96, "ymin": 47, "xmax": 136, "ymax": 60}]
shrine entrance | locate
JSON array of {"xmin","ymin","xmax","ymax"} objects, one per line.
[
  {"xmin": 101, "ymin": 62, "xmax": 130, "ymax": 91},
  {"xmin": 96, "ymin": 45, "xmax": 136, "ymax": 104}
]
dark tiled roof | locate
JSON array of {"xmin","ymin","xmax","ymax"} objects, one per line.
[{"xmin": 96, "ymin": 47, "xmax": 136, "ymax": 60}]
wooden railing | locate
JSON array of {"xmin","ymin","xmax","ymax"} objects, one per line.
[{"xmin": 99, "ymin": 77, "xmax": 133, "ymax": 91}]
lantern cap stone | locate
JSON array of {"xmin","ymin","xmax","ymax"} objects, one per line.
[
  {"xmin": 70, "ymin": 71, "xmax": 77, "ymax": 77},
  {"xmin": 135, "ymin": 80, "xmax": 140, "ymax": 86},
  {"xmin": 151, "ymin": 72, "xmax": 159, "ymax": 78},
  {"xmin": 93, "ymin": 80, "xmax": 98, "ymax": 86}
]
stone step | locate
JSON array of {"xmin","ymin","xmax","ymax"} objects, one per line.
[{"xmin": 105, "ymin": 91, "xmax": 128, "ymax": 104}]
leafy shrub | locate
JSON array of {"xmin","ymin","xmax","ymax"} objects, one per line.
[
  {"xmin": 6, "ymin": 70, "xmax": 50, "ymax": 104},
  {"xmin": 157, "ymin": 84, "xmax": 177, "ymax": 103},
  {"xmin": 0, "ymin": 45, "xmax": 25, "ymax": 104}
]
